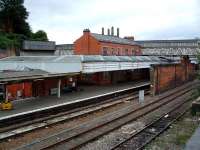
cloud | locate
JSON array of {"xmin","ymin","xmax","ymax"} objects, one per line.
[{"xmin": 24, "ymin": 0, "xmax": 200, "ymax": 44}]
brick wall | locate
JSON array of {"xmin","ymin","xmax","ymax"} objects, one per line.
[
  {"xmin": 151, "ymin": 58, "xmax": 196, "ymax": 95},
  {"xmin": 100, "ymin": 42, "xmax": 141, "ymax": 55},
  {"xmin": 78, "ymin": 72, "xmax": 111, "ymax": 85},
  {"xmin": 32, "ymin": 78, "xmax": 75, "ymax": 97},
  {"xmin": 74, "ymin": 31, "xmax": 100, "ymax": 55},
  {"xmin": 79, "ymin": 69, "xmax": 150, "ymax": 85},
  {"xmin": 5, "ymin": 76, "xmax": 78, "ymax": 101},
  {"xmin": 6, "ymin": 82, "xmax": 32, "ymax": 100}
]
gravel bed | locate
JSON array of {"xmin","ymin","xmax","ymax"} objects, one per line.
[
  {"xmin": 79, "ymin": 95, "xmax": 190, "ymax": 150},
  {"xmin": 0, "ymin": 97, "xmax": 141, "ymax": 150},
  {"xmin": 144, "ymin": 111, "xmax": 200, "ymax": 150}
]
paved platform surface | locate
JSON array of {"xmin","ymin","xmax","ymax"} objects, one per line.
[
  {"xmin": 185, "ymin": 125, "xmax": 200, "ymax": 150},
  {"xmin": 0, "ymin": 81, "xmax": 149, "ymax": 119}
]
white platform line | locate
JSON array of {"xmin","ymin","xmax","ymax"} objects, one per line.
[{"xmin": 0, "ymin": 82, "xmax": 150, "ymax": 121}]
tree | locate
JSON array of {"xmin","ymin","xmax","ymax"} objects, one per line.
[
  {"xmin": 0, "ymin": 0, "xmax": 31, "ymax": 37},
  {"xmin": 31, "ymin": 30, "xmax": 48, "ymax": 41},
  {"xmin": 0, "ymin": 32, "xmax": 24, "ymax": 49}
]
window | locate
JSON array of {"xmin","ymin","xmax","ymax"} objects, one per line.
[
  {"xmin": 121, "ymin": 49, "xmax": 125, "ymax": 55},
  {"xmin": 102, "ymin": 47, "xmax": 108, "ymax": 55},
  {"xmin": 132, "ymin": 48, "xmax": 135, "ymax": 55},
  {"xmin": 111, "ymin": 48, "xmax": 115, "ymax": 55},
  {"xmin": 117, "ymin": 48, "xmax": 120, "ymax": 55},
  {"xmin": 125, "ymin": 49, "xmax": 129, "ymax": 55}
]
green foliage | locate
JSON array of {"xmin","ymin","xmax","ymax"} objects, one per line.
[
  {"xmin": 0, "ymin": 34, "xmax": 12, "ymax": 49},
  {"xmin": 0, "ymin": 0, "xmax": 49, "ymax": 50},
  {"xmin": 0, "ymin": 32, "xmax": 24, "ymax": 49},
  {"xmin": 197, "ymin": 52, "xmax": 200, "ymax": 64},
  {"xmin": 31, "ymin": 30, "xmax": 48, "ymax": 41},
  {"xmin": 0, "ymin": 0, "xmax": 31, "ymax": 37}
]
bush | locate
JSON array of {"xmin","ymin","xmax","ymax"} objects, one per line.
[{"xmin": 0, "ymin": 32, "xmax": 25, "ymax": 49}]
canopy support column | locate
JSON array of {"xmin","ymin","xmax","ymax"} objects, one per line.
[{"xmin": 57, "ymin": 79, "xmax": 61, "ymax": 98}]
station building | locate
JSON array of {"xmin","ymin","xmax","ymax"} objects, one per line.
[
  {"xmin": 0, "ymin": 54, "xmax": 197, "ymax": 101},
  {"xmin": 0, "ymin": 28, "xmax": 198, "ymax": 102},
  {"xmin": 74, "ymin": 28, "xmax": 141, "ymax": 56}
]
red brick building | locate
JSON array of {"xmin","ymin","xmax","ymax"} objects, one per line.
[{"xmin": 74, "ymin": 28, "xmax": 141, "ymax": 56}]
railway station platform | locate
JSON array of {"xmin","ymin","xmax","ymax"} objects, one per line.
[
  {"xmin": 185, "ymin": 125, "xmax": 200, "ymax": 150},
  {"xmin": 0, "ymin": 81, "xmax": 149, "ymax": 120}
]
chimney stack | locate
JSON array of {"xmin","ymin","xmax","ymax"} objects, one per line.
[
  {"xmin": 117, "ymin": 28, "xmax": 120, "ymax": 37},
  {"xmin": 102, "ymin": 27, "xmax": 104, "ymax": 35},
  {"xmin": 83, "ymin": 28, "xmax": 90, "ymax": 33},
  {"xmin": 111, "ymin": 26, "xmax": 114, "ymax": 36},
  {"xmin": 107, "ymin": 28, "xmax": 110, "ymax": 36}
]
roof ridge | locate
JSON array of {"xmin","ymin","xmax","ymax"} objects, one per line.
[{"xmin": 91, "ymin": 33, "xmax": 138, "ymax": 46}]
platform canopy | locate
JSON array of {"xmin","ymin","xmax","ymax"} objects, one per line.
[
  {"xmin": 0, "ymin": 55, "xmax": 197, "ymax": 75},
  {"xmin": 0, "ymin": 55, "xmax": 82, "ymax": 74},
  {"xmin": 80, "ymin": 55, "xmax": 176, "ymax": 73}
]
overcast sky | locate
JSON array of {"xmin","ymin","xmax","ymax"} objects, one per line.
[{"xmin": 24, "ymin": 0, "xmax": 200, "ymax": 44}]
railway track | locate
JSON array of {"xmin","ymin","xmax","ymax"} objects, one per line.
[
  {"xmin": 0, "ymin": 82, "xmax": 149, "ymax": 130},
  {"xmin": 111, "ymin": 96, "xmax": 191, "ymax": 150},
  {"xmin": 15, "ymin": 81, "xmax": 197, "ymax": 150},
  {"xmin": 0, "ymin": 87, "xmax": 149, "ymax": 140}
]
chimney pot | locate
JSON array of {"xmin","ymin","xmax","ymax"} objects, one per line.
[
  {"xmin": 111, "ymin": 26, "xmax": 114, "ymax": 36},
  {"xmin": 117, "ymin": 28, "xmax": 120, "ymax": 37},
  {"xmin": 102, "ymin": 27, "xmax": 104, "ymax": 35},
  {"xmin": 107, "ymin": 29, "xmax": 110, "ymax": 36}
]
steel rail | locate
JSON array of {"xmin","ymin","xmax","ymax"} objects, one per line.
[
  {"xmin": 15, "ymin": 82, "xmax": 197, "ymax": 150},
  {"xmin": 0, "ymin": 89, "xmax": 149, "ymax": 141},
  {"xmin": 111, "ymin": 96, "xmax": 192, "ymax": 150},
  {"xmin": 0, "ymin": 82, "xmax": 150, "ymax": 128}
]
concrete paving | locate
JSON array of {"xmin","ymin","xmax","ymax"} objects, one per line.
[
  {"xmin": 185, "ymin": 125, "xmax": 200, "ymax": 150},
  {"xmin": 0, "ymin": 81, "xmax": 149, "ymax": 119}
]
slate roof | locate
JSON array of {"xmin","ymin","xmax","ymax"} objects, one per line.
[
  {"xmin": 91, "ymin": 33, "xmax": 139, "ymax": 46},
  {"xmin": 56, "ymin": 44, "xmax": 74, "ymax": 50},
  {"xmin": 80, "ymin": 55, "xmax": 171, "ymax": 63},
  {"xmin": 0, "ymin": 55, "xmax": 81, "ymax": 63},
  {"xmin": 0, "ymin": 69, "xmax": 49, "ymax": 82},
  {"xmin": 136, "ymin": 39, "xmax": 200, "ymax": 44},
  {"xmin": 23, "ymin": 40, "xmax": 56, "ymax": 51},
  {"xmin": 137, "ymin": 39, "xmax": 200, "ymax": 48}
]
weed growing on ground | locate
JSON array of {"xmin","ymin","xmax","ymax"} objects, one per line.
[{"xmin": 144, "ymin": 112, "xmax": 200, "ymax": 150}]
